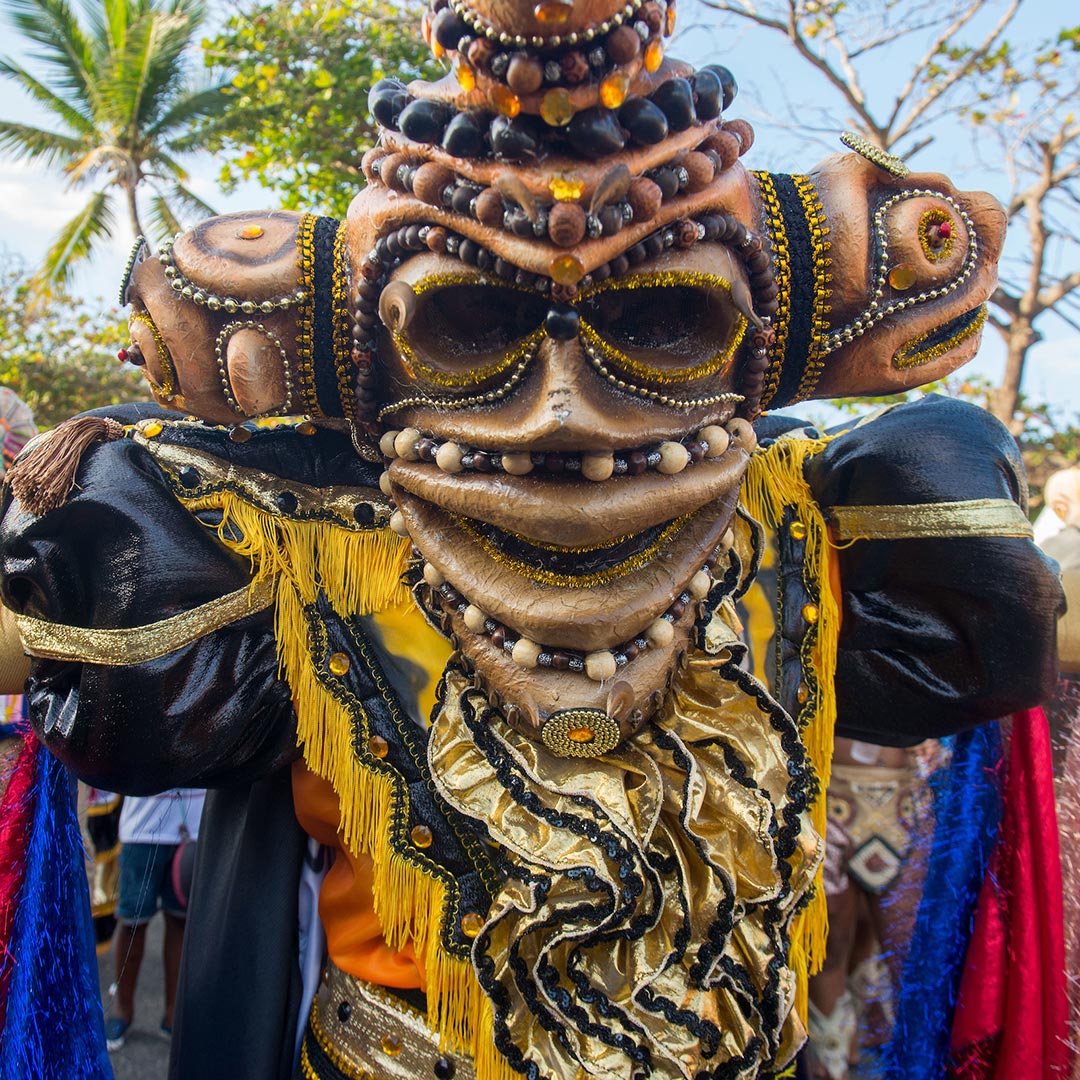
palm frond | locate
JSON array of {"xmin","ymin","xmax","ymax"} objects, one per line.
[
  {"xmin": 144, "ymin": 81, "xmax": 229, "ymax": 141},
  {"xmin": 0, "ymin": 58, "xmax": 95, "ymax": 136},
  {"xmin": 167, "ymin": 179, "xmax": 214, "ymax": 219},
  {"xmin": 145, "ymin": 191, "xmax": 180, "ymax": 243},
  {"xmin": 0, "ymin": 119, "xmax": 85, "ymax": 168},
  {"xmin": 3, "ymin": 0, "xmax": 98, "ymax": 107},
  {"xmin": 35, "ymin": 189, "xmax": 116, "ymax": 293}
]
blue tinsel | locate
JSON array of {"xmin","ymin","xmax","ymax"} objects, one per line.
[
  {"xmin": 882, "ymin": 723, "xmax": 1004, "ymax": 1078},
  {"xmin": 0, "ymin": 743, "xmax": 112, "ymax": 1079}
]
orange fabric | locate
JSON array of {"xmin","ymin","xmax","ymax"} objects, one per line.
[{"xmin": 292, "ymin": 761, "xmax": 426, "ymax": 990}]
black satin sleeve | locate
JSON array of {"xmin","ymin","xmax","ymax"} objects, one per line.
[
  {"xmin": 803, "ymin": 395, "xmax": 1064, "ymax": 745},
  {"xmin": 0, "ymin": 405, "xmax": 298, "ymax": 793}
]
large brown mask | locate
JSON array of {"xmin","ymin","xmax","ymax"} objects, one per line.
[{"xmin": 375, "ymin": 238, "xmax": 760, "ymax": 753}]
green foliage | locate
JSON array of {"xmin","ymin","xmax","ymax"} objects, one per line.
[
  {"xmin": 201, "ymin": 0, "xmax": 439, "ymax": 218},
  {"xmin": 0, "ymin": 255, "xmax": 142, "ymax": 427},
  {"xmin": 0, "ymin": 0, "xmax": 229, "ymax": 291}
]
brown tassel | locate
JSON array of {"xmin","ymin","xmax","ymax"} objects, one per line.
[{"xmin": 7, "ymin": 415, "xmax": 125, "ymax": 517}]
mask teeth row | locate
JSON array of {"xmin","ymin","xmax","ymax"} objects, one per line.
[
  {"xmin": 413, "ymin": 531, "xmax": 732, "ymax": 681},
  {"xmin": 379, "ymin": 419, "xmax": 753, "ymax": 484}
]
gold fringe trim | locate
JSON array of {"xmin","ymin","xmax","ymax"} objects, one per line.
[
  {"xmin": 741, "ymin": 434, "xmax": 840, "ymax": 1026},
  {"xmin": 177, "ymin": 489, "xmax": 512, "ymax": 1080}
]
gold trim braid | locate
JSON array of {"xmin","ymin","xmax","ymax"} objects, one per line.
[
  {"xmin": 790, "ymin": 175, "xmax": 833, "ymax": 404},
  {"xmin": 16, "ymin": 578, "xmax": 275, "ymax": 665},
  {"xmin": 827, "ymin": 497, "xmax": 1032, "ymax": 541},
  {"xmin": 296, "ymin": 212, "xmax": 320, "ymax": 415},
  {"xmin": 753, "ymin": 172, "xmax": 792, "ymax": 409}
]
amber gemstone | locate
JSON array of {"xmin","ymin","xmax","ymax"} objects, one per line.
[
  {"xmin": 801, "ymin": 603, "xmax": 820, "ymax": 625},
  {"xmin": 229, "ymin": 425, "xmax": 253, "ymax": 443},
  {"xmin": 789, "ymin": 520, "xmax": 807, "ymax": 541},
  {"xmin": 490, "ymin": 84, "xmax": 521, "ymax": 118},
  {"xmin": 329, "ymin": 652, "xmax": 351, "ymax": 676},
  {"xmin": 549, "ymin": 253, "xmax": 585, "ymax": 285},
  {"xmin": 296, "ymin": 420, "xmax": 317, "ymax": 435},
  {"xmin": 454, "ymin": 56, "xmax": 476, "ymax": 92},
  {"xmin": 411, "ymin": 824, "xmax": 434, "ymax": 849},
  {"xmin": 237, "ymin": 224, "xmax": 264, "ymax": 239},
  {"xmin": 534, "ymin": 0, "xmax": 572, "ymax": 24},
  {"xmin": 540, "ymin": 87, "xmax": 574, "ymax": 126},
  {"xmin": 665, "ymin": 0, "xmax": 677, "ymax": 35},
  {"xmin": 381, "ymin": 1034, "xmax": 402, "ymax": 1056},
  {"xmin": 142, "ymin": 420, "xmax": 163, "ymax": 438},
  {"xmin": 796, "ymin": 683, "xmax": 810, "ymax": 705},
  {"xmin": 599, "ymin": 71, "xmax": 630, "ymax": 110},
  {"xmin": 461, "ymin": 912, "xmax": 485, "ymax": 938},
  {"xmin": 549, "ymin": 173, "xmax": 585, "ymax": 201},
  {"xmin": 567, "ymin": 726, "xmax": 596, "ymax": 743},
  {"xmin": 643, "ymin": 39, "xmax": 664, "ymax": 72},
  {"xmin": 368, "ymin": 735, "xmax": 389, "ymax": 759},
  {"xmin": 888, "ymin": 263, "xmax": 918, "ymax": 290}
]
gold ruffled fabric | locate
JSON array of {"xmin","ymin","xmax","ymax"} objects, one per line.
[{"xmin": 429, "ymin": 624, "xmax": 821, "ymax": 1080}]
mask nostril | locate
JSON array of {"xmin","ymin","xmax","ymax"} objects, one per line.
[{"xmin": 544, "ymin": 305, "xmax": 580, "ymax": 341}]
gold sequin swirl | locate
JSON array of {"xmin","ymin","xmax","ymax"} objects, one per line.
[
  {"xmin": 790, "ymin": 175, "xmax": 833, "ymax": 403},
  {"xmin": 839, "ymin": 131, "xmax": 911, "ymax": 178},
  {"xmin": 752, "ymin": 172, "xmax": 791, "ymax": 409},
  {"xmin": 130, "ymin": 310, "xmax": 178, "ymax": 399},
  {"xmin": 893, "ymin": 306, "xmax": 987, "ymax": 371},
  {"xmin": 918, "ymin": 207, "xmax": 956, "ymax": 264}
]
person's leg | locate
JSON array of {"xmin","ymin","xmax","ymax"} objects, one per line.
[
  {"xmin": 112, "ymin": 921, "xmax": 149, "ymax": 1024},
  {"xmin": 111, "ymin": 841, "xmax": 162, "ymax": 1027},
  {"xmin": 162, "ymin": 912, "xmax": 186, "ymax": 1030}
]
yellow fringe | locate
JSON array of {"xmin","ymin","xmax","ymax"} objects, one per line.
[
  {"xmin": 741, "ymin": 436, "xmax": 840, "ymax": 1027},
  {"xmin": 179, "ymin": 490, "xmax": 514, "ymax": 1080}
]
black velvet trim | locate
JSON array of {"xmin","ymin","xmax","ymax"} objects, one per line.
[
  {"xmin": 771, "ymin": 175, "xmax": 814, "ymax": 407},
  {"xmin": 312, "ymin": 216, "xmax": 344, "ymax": 419}
]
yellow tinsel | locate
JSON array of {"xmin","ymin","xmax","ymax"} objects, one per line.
[{"xmin": 741, "ymin": 434, "xmax": 839, "ymax": 1026}]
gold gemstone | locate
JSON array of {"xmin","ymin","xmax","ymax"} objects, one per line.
[
  {"xmin": 368, "ymin": 735, "xmax": 388, "ymax": 759},
  {"xmin": 796, "ymin": 682, "xmax": 810, "ymax": 705},
  {"xmin": 432, "ymin": 37, "xmax": 444, "ymax": 60},
  {"xmin": 549, "ymin": 253, "xmax": 585, "ymax": 285},
  {"xmin": 644, "ymin": 39, "xmax": 664, "ymax": 72},
  {"xmin": 237, "ymin": 224, "xmax": 264, "ymax": 239},
  {"xmin": 454, "ymin": 56, "xmax": 476, "ymax": 92},
  {"xmin": 801, "ymin": 603, "xmax": 819, "ymax": 625},
  {"xmin": 381, "ymin": 1034, "xmax": 402, "ymax": 1056},
  {"xmin": 665, "ymin": 0, "xmax": 677, "ymax": 35},
  {"xmin": 549, "ymin": 173, "xmax": 585, "ymax": 201},
  {"xmin": 534, "ymin": 0, "xmax": 572, "ymax": 24},
  {"xmin": 567, "ymin": 726, "xmax": 595, "ymax": 744},
  {"xmin": 599, "ymin": 71, "xmax": 629, "ymax": 110},
  {"xmin": 142, "ymin": 420, "xmax": 163, "ymax": 438},
  {"xmin": 490, "ymin": 84, "xmax": 521, "ymax": 118},
  {"xmin": 296, "ymin": 420, "xmax": 317, "ymax": 435},
  {"xmin": 461, "ymin": 912, "xmax": 485, "ymax": 938},
  {"xmin": 329, "ymin": 651, "xmax": 351, "ymax": 676},
  {"xmin": 789, "ymin": 520, "xmax": 807, "ymax": 541},
  {"xmin": 540, "ymin": 87, "xmax": 574, "ymax": 127},
  {"xmin": 411, "ymin": 824, "xmax": 434, "ymax": 849},
  {"xmin": 888, "ymin": 263, "xmax": 918, "ymax": 290}
]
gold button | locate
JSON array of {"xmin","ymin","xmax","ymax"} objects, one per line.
[
  {"xmin": 789, "ymin": 520, "xmax": 807, "ymax": 541},
  {"xmin": 801, "ymin": 603, "xmax": 819, "ymax": 625},
  {"xmin": 381, "ymin": 1034, "xmax": 402, "ymax": 1056},
  {"xmin": 461, "ymin": 912, "xmax": 484, "ymax": 938},
  {"xmin": 411, "ymin": 824, "xmax": 433, "ymax": 849},
  {"xmin": 142, "ymin": 421, "xmax": 163, "ymax": 438},
  {"xmin": 368, "ymin": 735, "xmax": 388, "ymax": 759},
  {"xmin": 329, "ymin": 652, "xmax": 350, "ymax": 676}
]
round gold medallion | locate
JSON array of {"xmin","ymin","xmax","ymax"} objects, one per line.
[{"xmin": 541, "ymin": 709, "xmax": 622, "ymax": 758}]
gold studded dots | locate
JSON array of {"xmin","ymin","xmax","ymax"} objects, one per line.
[
  {"xmin": 541, "ymin": 709, "xmax": 621, "ymax": 758},
  {"xmin": 839, "ymin": 131, "xmax": 911, "ymax": 178},
  {"xmin": 331, "ymin": 222, "xmax": 357, "ymax": 424},
  {"xmin": 295, "ymin": 213, "xmax": 320, "ymax": 416}
]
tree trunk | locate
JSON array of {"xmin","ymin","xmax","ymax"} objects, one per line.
[
  {"xmin": 123, "ymin": 180, "xmax": 144, "ymax": 242},
  {"xmin": 986, "ymin": 319, "xmax": 1033, "ymax": 433}
]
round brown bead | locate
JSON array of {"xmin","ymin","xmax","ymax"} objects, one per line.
[
  {"xmin": 361, "ymin": 148, "xmax": 385, "ymax": 183},
  {"xmin": 703, "ymin": 131, "xmax": 740, "ymax": 171},
  {"xmin": 474, "ymin": 187, "xmax": 505, "ymax": 227},
  {"xmin": 425, "ymin": 226, "xmax": 449, "ymax": 253},
  {"xmin": 548, "ymin": 202, "xmax": 587, "ymax": 247},
  {"xmin": 675, "ymin": 219, "xmax": 699, "ymax": 248},
  {"xmin": 681, "ymin": 151, "xmax": 715, "ymax": 193},
  {"xmin": 560, "ymin": 50, "xmax": 590, "ymax": 84},
  {"xmin": 605, "ymin": 25, "xmax": 641, "ymax": 63},
  {"xmin": 627, "ymin": 177, "xmax": 662, "ymax": 223},
  {"xmin": 506, "ymin": 54, "xmax": 544, "ymax": 95},
  {"xmin": 413, "ymin": 162, "xmax": 455, "ymax": 207},
  {"xmin": 640, "ymin": 2, "xmax": 664, "ymax": 31},
  {"xmin": 724, "ymin": 118, "xmax": 755, "ymax": 154},
  {"xmin": 379, "ymin": 153, "xmax": 410, "ymax": 192}
]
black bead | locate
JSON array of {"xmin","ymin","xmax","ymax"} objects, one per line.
[
  {"xmin": 704, "ymin": 64, "xmax": 738, "ymax": 110},
  {"xmin": 649, "ymin": 77, "xmax": 696, "ymax": 131},
  {"xmin": 337, "ymin": 1000, "xmax": 352, "ymax": 1023},
  {"xmin": 433, "ymin": 1056, "xmax": 456, "ymax": 1079},
  {"xmin": 368, "ymin": 78, "xmax": 409, "ymax": 129},
  {"xmin": 566, "ymin": 107, "xmax": 626, "ymax": 159},
  {"xmin": 490, "ymin": 114, "xmax": 538, "ymax": 160},
  {"xmin": 458, "ymin": 238, "xmax": 480, "ymax": 265},
  {"xmin": 598, "ymin": 204, "xmax": 624, "ymax": 235},
  {"xmin": 431, "ymin": 7, "xmax": 467, "ymax": 49},
  {"xmin": 644, "ymin": 232, "xmax": 664, "ymax": 258},
  {"xmin": 507, "ymin": 208, "xmax": 535, "ymax": 238},
  {"xmin": 442, "ymin": 111, "xmax": 487, "ymax": 158},
  {"xmin": 398, "ymin": 98, "xmax": 450, "ymax": 145},
  {"xmin": 275, "ymin": 491, "xmax": 298, "ymax": 514},
  {"xmin": 451, "ymin": 184, "xmax": 476, "ymax": 215},
  {"xmin": 177, "ymin": 466, "xmax": 201, "ymax": 488},
  {"xmin": 652, "ymin": 166, "xmax": 680, "ymax": 200},
  {"xmin": 544, "ymin": 305, "xmax": 580, "ymax": 341},
  {"xmin": 690, "ymin": 69, "xmax": 722, "ymax": 120},
  {"xmin": 619, "ymin": 96, "xmax": 669, "ymax": 145},
  {"xmin": 353, "ymin": 503, "xmax": 375, "ymax": 526}
]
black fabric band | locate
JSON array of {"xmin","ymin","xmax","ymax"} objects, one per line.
[
  {"xmin": 311, "ymin": 216, "xmax": 343, "ymax": 419},
  {"xmin": 770, "ymin": 175, "xmax": 813, "ymax": 408}
]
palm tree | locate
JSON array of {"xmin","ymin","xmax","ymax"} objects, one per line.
[{"xmin": 0, "ymin": 0, "xmax": 229, "ymax": 292}]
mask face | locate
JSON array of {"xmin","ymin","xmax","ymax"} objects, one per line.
[{"xmin": 377, "ymin": 242, "xmax": 761, "ymax": 752}]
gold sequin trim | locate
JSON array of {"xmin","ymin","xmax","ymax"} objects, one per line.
[
  {"xmin": 827, "ymin": 497, "xmax": 1032, "ymax": 541},
  {"xmin": 839, "ymin": 131, "xmax": 911, "ymax": 178},
  {"xmin": 790, "ymin": 175, "xmax": 833, "ymax": 403},
  {"xmin": 333, "ymin": 222, "xmax": 357, "ymax": 423},
  {"xmin": 16, "ymin": 578, "xmax": 275, "ymax": 665},
  {"xmin": 893, "ymin": 306, "xmax": 987, "ymax": 370},
  {"xmin": 130, "ymin": 310, "xmax": 178, "ymax": 399},
  {"xmin": 917, "ymin": 207, "xmax": 956, "ymax": 264},
  {"xmin": 296, "ymin": 212, "xmax": 320, "ymax": 415},
  {"xmin": 454, "ymin": 512, "xmax": 694, "ymax": 588},
  {"xmin": 393, "ymin": 329, "xmax": 543, "ymax": 389},
  {"xmin": 753, "ymin": 173, "xmax": 791, "ymax": 409}
]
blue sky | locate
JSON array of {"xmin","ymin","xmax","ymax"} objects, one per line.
[{"xmin": 0, "ymin": 0, "xmax": 1076, "ymax": 421}]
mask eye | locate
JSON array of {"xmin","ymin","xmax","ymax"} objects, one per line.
[
  {"xmin": 577, "ymin": 283, "xmax": 745, "ymax": 383},
  {"xmin": 397, "ymin": 283, "xmax": 550, "ymax": 388}
]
